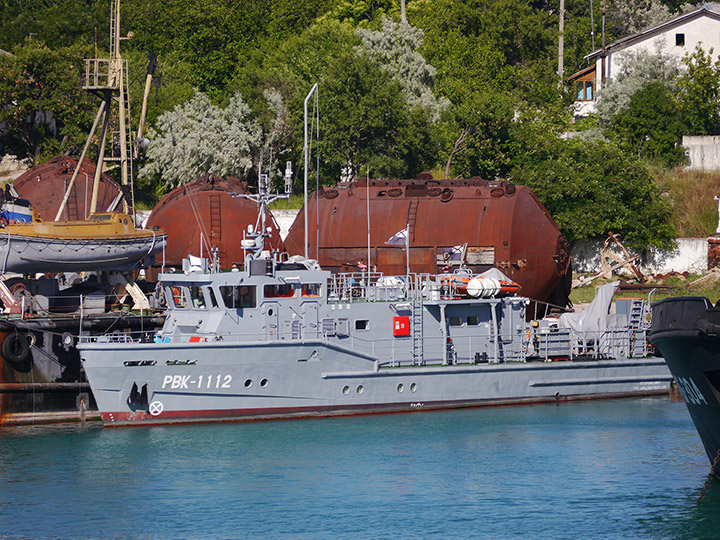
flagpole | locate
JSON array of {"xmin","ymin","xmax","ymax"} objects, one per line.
[
  {"xmin": 366, "ymin": 168, "xmax": 371, "ymax": 272},
  {"xmin": 303, "ymin": 83, "xmax": 318, "ymax": 259},
  {"xmin": 405, "ymin": 221, "xmax": 410, "ymax": 281}
]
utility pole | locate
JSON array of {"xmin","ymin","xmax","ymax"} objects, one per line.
[
  {"xmin": 601, "ymin": 0, "xmax": 607, "ymax": 88},
  {"xmin": 558, "ymin": 0, "xmax": 565, "ymax": 79},
  {"xmin": 590, "ymin": 0, "xmax": 596, "ymax": 50}
]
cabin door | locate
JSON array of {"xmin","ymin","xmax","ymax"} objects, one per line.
[
  {"xmin": 262, "ymin": 302, "xmax": 280, "ymax": 340},
  {"xmin": 302, "ymin": 302, "xmax": 319, "ymax": 339}
]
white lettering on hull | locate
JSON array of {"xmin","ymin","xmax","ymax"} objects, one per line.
[
  {"xmin": 676, "ymin": 376, "xmax": 708, "ymax": 405},
  {"xmin": 162, "ymin": 374, "xmax": 233, "ymax": 389}
]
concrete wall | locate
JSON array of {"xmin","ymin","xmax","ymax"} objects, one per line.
[
  {"xmin": 683, "ymin": 135, "xmax": 720, "ymax": 170},
  {"xmin": 572, "ymin": 237, "xmax": 708, "ymax": 275}
]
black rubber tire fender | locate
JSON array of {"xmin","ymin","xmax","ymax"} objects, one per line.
[{"xmin": 2, "ymin": 333, "xmax": 32, "ymax": 373}]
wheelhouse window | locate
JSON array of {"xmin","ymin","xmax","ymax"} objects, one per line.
[
  {"xmin": 219, "ymin": 285, "xmax": 257, "ymax": 309},
  {"xmin": 467, "ymin": 316, "xmax": 479, "ymax": 326},
  {"xmin": 167, "ymin": 285, "xmax": 189, "ymax": 309},
  {"xmin": 449, "ymin": 317, "xmax": 463, "ymax": 326},
  {"xmin": 264, "ymin": 283, "xmax": 297, "ymax": 298},
  {"xmin": 302, "ymin": 283, "xmax": 322, "ymax": 297},
  {"xmin": 190, "ymin": 285, "xmax": 206, "ymax": 309},
  {"xmin": 207, "ymin": 287, "xmax": 219, "ymax": 308}
]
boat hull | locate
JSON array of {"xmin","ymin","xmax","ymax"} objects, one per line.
[
  {"xmin": 80, "ymin": 340, "xmax": 671, "ymax": 426},
  {"xmin": 650, "ymin": 297, "xmax": 720, "ymax": 467},
  {"xmin": 0, "ymin": 231, "xmax": 167, "ymax": 273}
]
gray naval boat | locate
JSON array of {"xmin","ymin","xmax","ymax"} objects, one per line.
[{"xmin": 78, "ymin": 211, "xmax": 671, "ymax": 426}]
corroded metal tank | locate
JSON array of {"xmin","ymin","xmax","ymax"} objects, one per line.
[
  {"xmin": 145, "ymin": 175, "xmax": 283, "ymax": 280},
  {"xmin": 285, "ymin": 177, "xmax": 572, "ymax": 306},
  {"xmin": 12, "ymin": 155, "xmax": 125, "ymax": 221}
]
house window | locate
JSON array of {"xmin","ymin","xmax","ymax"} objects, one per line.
[
  {"xmin": 576, "ymin": 80, "xmax": 594, "ymax": 101},
  {"xmin": 676, "ymin": 33, "xmax": 685, "ymax": 46}
]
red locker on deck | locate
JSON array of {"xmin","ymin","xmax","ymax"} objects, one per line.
[{"xmin": 393, "ymin": 316, "xmax": 410, "ymax": 337}]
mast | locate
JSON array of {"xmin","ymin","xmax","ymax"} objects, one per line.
[{"xmin": 236, "ymin": 171, "xmax": 292, "ymax": 261}]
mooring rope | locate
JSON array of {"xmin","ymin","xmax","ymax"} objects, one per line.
[{"xmin": 697, "ymin": 447, "xmax": 720, "ymax": 504}]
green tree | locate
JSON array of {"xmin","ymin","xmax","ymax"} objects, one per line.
[
  {"xmin": 139, "ymin": 91, "xmax": 267, "ymax": 187},
  {"xmin": 0, "ymin": 40, "xmax": 95, "ymax": 162},
  {"xmin": 231, "ymin": 20, "xmax": 439, "ymax": 184},
  {"xmin": 123, "ymin": 0, "xmax": 333, "ymax": 94},
  {"xmin": 605, "ymin": 0, "xmax": 672, "ymax": 38},
  {"xmin": 412, "ymin": 0, "xmax": 565, "ymax": 179},
  {"xmin": 0, "ymin": 0, "xmax": 107, "ymax": 51},
  {"xmin": 356, "ymin": 17, "xmax": 449, "ymax": 121},
  {"xmin": 320, "ymin": 49, "xmax": 436, "ymax": 180},
  {"xmin": 595, "ymin": 49, "xmax": 680, "ymax": 126},
  {"xmin": 677, "ymin": 45, "xmax": 720, "ymax": 135},
  {"xmin": 509, "ymin": 132, "xmax": 676, "ymax": 250},
  {"xmin": 608, "ymin": 80, "xmax": 686, "ymax": 167},
  {"xmin": 317, "ymin": 0, "xmax": 396, "ymax": 26}
]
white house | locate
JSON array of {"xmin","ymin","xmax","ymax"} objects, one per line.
[{"xmin": 568, "ymin": 2, "xmax": 720, "ymax": 116}]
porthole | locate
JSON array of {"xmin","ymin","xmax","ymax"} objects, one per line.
[
  {"xmin": 410, "ymin": 383, "xmax": 417, "ymax": 393},
  {"xmin": 397, "ymin": 383, "xmax": 404, "ymax": 393},
  {"xmin": 244, "ymin": 379, "xmax": 252, "ymax": 388},
  {"xmin": 268, "ymin": 308, "xmax": 274, "ymax": 316},
  {"xmin": 260, "ymin": 379, "xmax": 268, "ymax": 388},
  {"xmin": 357, "ymin": 385, "xmax": 364, "ymax": 395},
  {"xmin": 342, "ymin": 385, "xmax": 350, "ymax": 395}
]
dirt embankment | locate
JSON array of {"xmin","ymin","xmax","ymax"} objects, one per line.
[{"xmin": 0, "ymin": 155, "xmax": 29, "ymax": 185}]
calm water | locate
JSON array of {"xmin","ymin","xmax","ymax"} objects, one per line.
[{"xmin": 0, "ymin": 397, "xmax": 718, "ymax": 540}]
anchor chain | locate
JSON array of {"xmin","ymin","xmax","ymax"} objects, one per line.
[{"xmin": 697, "ymin": 447, "xmax": 720, "ymax": 505}]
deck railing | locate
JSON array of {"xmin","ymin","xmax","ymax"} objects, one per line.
[{"xmin": 78, "ymin": 324, "xmax": 649, "ymax": 365}]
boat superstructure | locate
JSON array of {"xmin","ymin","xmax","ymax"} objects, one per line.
[{"xmin": 78, "ymin": 192, "xmax": 671, "ymax": 425}]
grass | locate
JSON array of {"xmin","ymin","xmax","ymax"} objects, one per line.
[
  {"xmin": 653, "ymin": 167, "xmax": 720, "ymax": 237},
  {"xmin": 570, "ymin": 272, "xmax": 720, "ymax": 306},
  {"xmin": 268, "ymin": 193, "xmax": 306, "ymax": 210}
]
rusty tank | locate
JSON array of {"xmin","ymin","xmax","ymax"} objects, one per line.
[
  {"xmin": 145, "ymin": 175, "xmax": 283, "ymax": 280},
  {"xmin": 284, "ymin": 177, "xmax": 572, "ymax": 307},
  {"xmin": 12, "ymin": 155, "xmax": 126, "ymax": 221}
]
